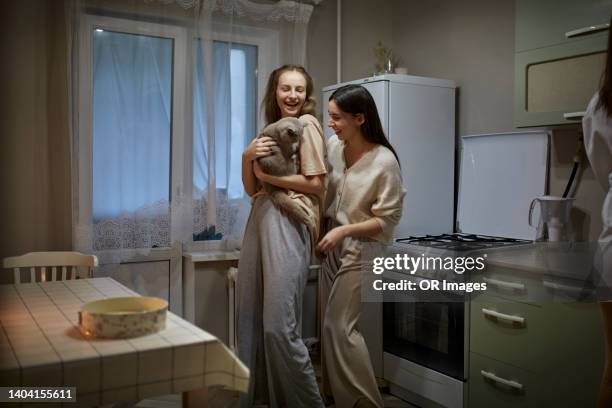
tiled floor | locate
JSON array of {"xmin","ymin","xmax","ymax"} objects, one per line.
[
  {"xmin": 136, "ymin": 394, "xmax": 181, "ymax": 408},
  {"xmin": 325, "ymin": 393, "xmax": 417, "ymax": 408},
  {"xmin": 381, "ymin": 394, "xmax": 418, "ymax": 408},
  {"xmin": 136, "ymin": 355, "xmax": 418, "ymax": 408},
  {"xmin": 137, "ymin": 391, "xmax": 416, "ymax": 408},
  {"xmin": 312, "ymin": 354, "xmax": 416, "ymax": 408}
]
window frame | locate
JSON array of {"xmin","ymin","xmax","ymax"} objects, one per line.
[
  {"xmin": 76, "ymin": 15, "xmax": 188, "ymax": 314},
  {"xmin": 77, "ymin": 14, "xmax": 188, "ymax": 255},
  {"xmin": 207, "ymin": 22, "xmax": 279, "ymax": 132},
  {"xmin": 192, "ymin": 23, "xmax": 278, "ymax": 228},
  {"xmin": 76, "ymin": 14, "xmax": 280, "ymax": 254}
]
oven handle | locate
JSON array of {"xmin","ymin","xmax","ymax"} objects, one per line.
[
  {"xmin": 480, "ymin": 370, "xmax": 524, "ymax": 390},
  {"xmin": 481, "ymin": 308, "xmax": 526, "ymax": 325},
  {"xmin": 483, "ymin": 277, "xmax": 526, "ymax": 291}
]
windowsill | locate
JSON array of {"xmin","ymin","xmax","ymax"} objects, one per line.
[
  {"xmin": 94, "ymin": 246, "xmax": 181, "ymax": 264},
  {"xmin": 183, "ymin": 239, "xmax": 240, "ymax": 252},
  {"xmin": 183, "ymin": 239, "xmax": 241, "ymax": 263},
  {"xmin": 183, "ymin": 250, "xmax": 240, "ymax": 263}
]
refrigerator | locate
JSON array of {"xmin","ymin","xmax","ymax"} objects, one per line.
[{"xmin": 322, "ymin": 74, "xmax": 457, "ymax": 239}]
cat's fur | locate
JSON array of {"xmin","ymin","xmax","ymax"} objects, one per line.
[{"xmin": 257, "ymin": 117, "xmax": 310, "ymax": 226}]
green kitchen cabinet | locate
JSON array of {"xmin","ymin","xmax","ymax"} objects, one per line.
[
  {"xmin": 514, "ymin": 0, "xmax": 611, "ymax": 127},
  {"xmin": 470, "ymin": 295, "xmax": 549, "ymax": 373},
  {"xmin": 469, "ymin": 352, "xmax": 542, "ymax": 408},
  {"xmin": 516, "ymin": 0, "xmax": 611, "ymax": 53},
  {"xmin": 468, "ymin": 268, "xmax": 604, "ymax": 407}
]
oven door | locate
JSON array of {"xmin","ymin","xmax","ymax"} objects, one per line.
[{"xmin": 382, "ymin": 273, "xmax": 466, "ymax": 381}]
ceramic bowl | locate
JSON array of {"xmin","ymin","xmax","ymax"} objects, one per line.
[{"xmin": 79, "ymin": 296, "xmax": 167, "ymax": 339}]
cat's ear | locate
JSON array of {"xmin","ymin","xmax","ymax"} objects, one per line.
[
  {"xmin": 262, "ymin": 121, "xmax": 277, "ymax": 137},
  {"xmin": 298, "ymin": 117, "xmax": 309, "ymax": 129}
]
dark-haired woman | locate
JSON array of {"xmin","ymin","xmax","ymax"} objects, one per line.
[
  {"xmin": 582, "ymin": 17, "xmax": 612, "ymax": 407},
  {"xmin": 238, "ymin": 65, "xmax": 326, "ymax": 408},
  {"xmin": 317, "ymin": 84, "xmax": 406, "ymax": 408}
]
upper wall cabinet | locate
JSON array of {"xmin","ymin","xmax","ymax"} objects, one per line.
[
  {"xmin": 515, "ymin": 0, "xmax": 611, "ymax": 127},
  {"xmin": 516, "ymin": 0, "xmax": 611, "ymax": 53}
]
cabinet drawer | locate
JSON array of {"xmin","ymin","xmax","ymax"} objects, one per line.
[
  {"xmin": 469, "ymin": 352, "xmax": 541, "ymax": 408},
  {"xmin": 470, "ymin": 296, "xmax": 552, "ymax": 372},
  {"xmin": 471, "ymin": 299, "xmax": 604, "ymax": 388},
  {"xmin": 471, "ymin": 269, "xmax": 546, "ymax": 305},
  {"xmin": 470, "ymin": 332, "xmax": 602, "ymax": 408}
]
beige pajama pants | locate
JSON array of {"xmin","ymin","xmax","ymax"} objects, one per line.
[{"xmin": 320, "ymin": 236, "xmax": 384, "ymax": 408}]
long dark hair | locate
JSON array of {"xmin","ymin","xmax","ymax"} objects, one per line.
[
  {"xmin": 329, "ymin": 84, "xmax": 400, "ymax": 164},
  {"xmin": 597, "ymin": 15, "xmax": 612, "ymax": 115},
  {"xmin": 262, "ymin": 64, "xmax": 316, "ymax": 125}
]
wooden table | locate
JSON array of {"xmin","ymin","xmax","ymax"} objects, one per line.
[{"xmin": 0, "ymin": 278, "xmax": 249, "ymax": 407}]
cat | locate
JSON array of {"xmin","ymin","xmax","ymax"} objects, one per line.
[{"xmin": 257, "ymin": 117, "xmax": 311, "ymax": 226}]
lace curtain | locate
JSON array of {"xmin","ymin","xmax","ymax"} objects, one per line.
[{"xmin": 66, "ymin": 0, "xmax": 314, "ymax": 263}]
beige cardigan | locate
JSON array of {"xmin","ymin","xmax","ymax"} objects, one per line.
[{"xmin": 325, "ymin": 135, "xmax": 406, "ymax": 243}]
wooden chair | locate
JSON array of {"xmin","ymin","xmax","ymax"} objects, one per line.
[{"xmin": 3, "ymin": 251, "xmax": 98, "ymax": 283}]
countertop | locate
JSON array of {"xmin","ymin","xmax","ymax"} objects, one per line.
[{"xmin": 484, "ymin": 242, "xmax": 600, "ymax": 279}]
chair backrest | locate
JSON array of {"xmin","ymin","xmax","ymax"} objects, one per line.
[{"xmin": 3, "ymin": 251, "xmax": 99, "ymax": 284}]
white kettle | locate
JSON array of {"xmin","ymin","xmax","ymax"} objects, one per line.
[{"xmin": 528, "ymin": 195, "xmax": 574, "ymax": 242}]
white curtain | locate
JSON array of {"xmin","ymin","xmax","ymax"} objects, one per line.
[{"xmin": 66, "ymin": 0, "xmax": 315, "ymax": 263}]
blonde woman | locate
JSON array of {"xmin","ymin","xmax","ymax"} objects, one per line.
[{"xmin": 237, "ymin": 64, "xmax": 326, "ymax": 408}]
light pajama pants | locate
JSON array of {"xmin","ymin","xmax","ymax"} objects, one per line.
[
  {"xmin": 236, "ymin": 196, "xmax": 324, "ymax": 408},
  {"xmin": 321, "ymin": 236, "xmax": 384, "ymax": 408}
]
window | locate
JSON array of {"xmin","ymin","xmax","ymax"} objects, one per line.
[
  {"xmin": 77, "ymin": 15, "xmax": 276, "ymax": 253},
  {"xmin": 193, "ymin": 41, "xmax": 257, "ymax": 200},
  {"xmin": 92, "ymin": 30, "xmax": 173, "ymax": 224}
]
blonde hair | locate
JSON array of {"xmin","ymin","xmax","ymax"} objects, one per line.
[{"xmin": 261, "ymin": 64, "xmax": 316, "ymax": 125}]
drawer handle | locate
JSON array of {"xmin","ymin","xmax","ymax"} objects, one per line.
[
  {"xmin": 481, "ymin": 370, "xmax": 524, "ymax": 390},
  {"xmin": 565, "ymin": 22, "xmax": 610, "ymax": 38},
  {"xmin": 482, "ymin": 308, "xmax": 525, "ymax": 325},
  {"xmin": 563, "ymin": 111, "xmax": 586, "ymax": 120},
  {"xmin": 483, "ymin": 277, "xmax": 525, "ymax": 291},
  {"xmin": 543, "ymin": 280, "xmax": 583, "ymax": 294}
]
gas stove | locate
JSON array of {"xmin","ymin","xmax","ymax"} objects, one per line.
[
  {"xmin": 395, "ymin": 233, "xmax": 532, "ymax": 252},
  {"xmin": 383, "ymin": 233, "xmax": 533, "ymax": 285},
  {"xmin": 378, "ymin": 131, "xmax": 548, "ymax": 408}
]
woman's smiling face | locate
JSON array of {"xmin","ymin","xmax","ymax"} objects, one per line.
[
  {"xmin": 276, "ymin": 70, "xmax": 307, "ymax": 118},
  {"xmin": 327, "ymin": 100, "xmax": 363, "ymax": 141}
]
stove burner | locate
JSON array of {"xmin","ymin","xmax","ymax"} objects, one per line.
[{"xmin": 395, "ymin": 233, "xmax": 531, "ymax": 251}]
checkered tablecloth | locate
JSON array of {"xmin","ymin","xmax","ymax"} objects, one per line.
[{"xmin": 0, "ymin": 278, "xmax": 249, "ymax": 407}]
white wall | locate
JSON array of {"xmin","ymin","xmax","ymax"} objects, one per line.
[
  {"xmin": 0, "ymin": 0, "xmax": 72, "ymax": 271},
  {"xmin": 307, "ymin": 0, "xmax": 338, "ymax": 118},
  {"xmin": 307, "ymin": 0, "xmax": 395, "ymax": 119},
  {"xmin": 341, "ymin": 0, "xmax": 394, "ymax": 82},
  {"xmin": 391, "ymin": 0, "xmax": 515, "ymax": 136}
]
